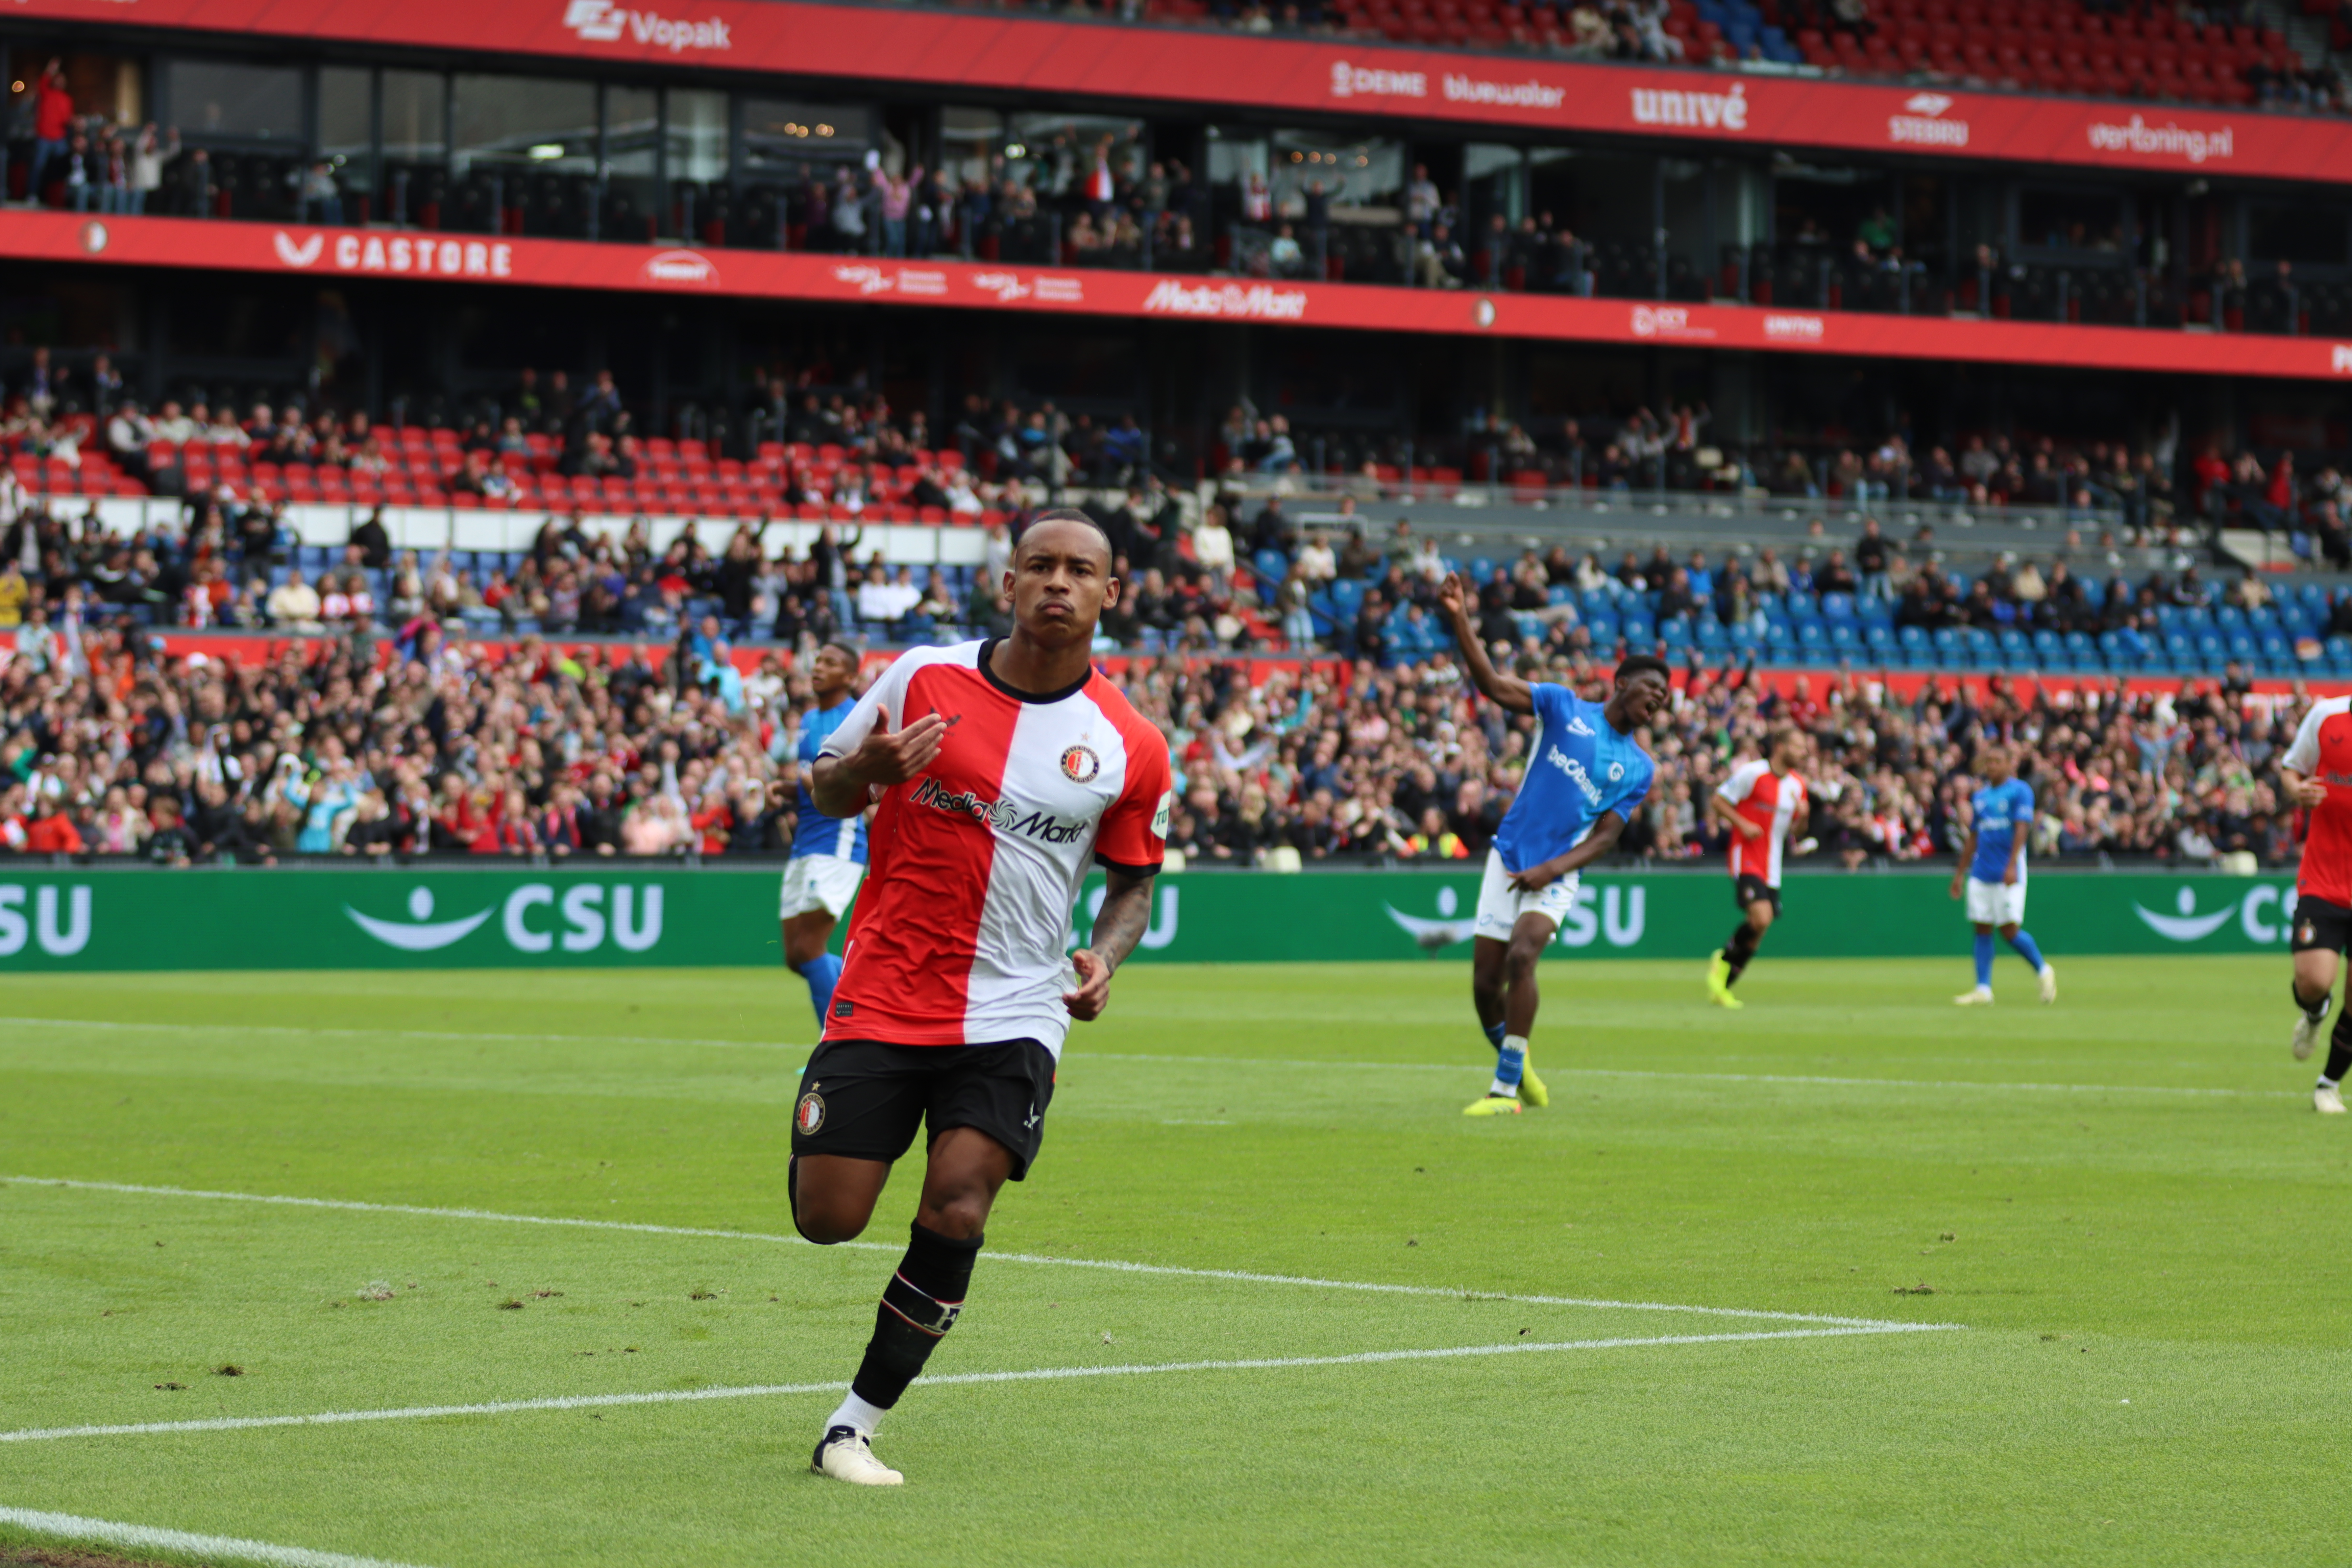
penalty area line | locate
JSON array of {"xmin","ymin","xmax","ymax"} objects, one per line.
[
  {"xmin": 6, "ymin": 1176, "xmax": 1926, "ymax": 1331},
  {"xmin": 0, "ymin": 1504, "xmax": 433, "ymax": 1568},
  {"xmin": 0, "ymin": 1325, "xmax": 1957, "ymax": 1447}
]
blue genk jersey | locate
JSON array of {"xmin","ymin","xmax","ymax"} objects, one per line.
[
  {"xmin": 791, "ymin": 699, "xmax": 868, "ymax": 863},
  {"xmin": 1968, "ymin": 776, "xmax": 2034, "ymax": 881},
  {"xmin": 1492, "ymin": 685, "xmax": 1656, "ymax": 875}
]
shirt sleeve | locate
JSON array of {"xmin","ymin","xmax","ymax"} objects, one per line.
[
  {"xmin": 2285, "ymin": 703, "xmax": 2328, "ymax": 775},
  {"xmin": 2011, "ymin": 783, "xmax": 2036, "ymax": 824},
  {"xmin": 1095, "ymin": 726, "xmax": 1174, "ymax": 877},
  {"xmin": 1716, "ymin": 759, "xmax": 1766, "ymax": 804},
  {"xmin": 816, "ymin": 652, "xmax": 922, "ymax": 762}
]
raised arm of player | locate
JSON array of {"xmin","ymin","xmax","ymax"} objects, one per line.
[
  {"xmin": 1064, "ymin": 866, "xmax": 1155, "ymax": 1022},
  {"xmin": 1437, "ymin": 571, "xmax": 1534, "ymax": 716},
  {"xmin": 1508, "ymin": 808, "xmax": 1628, "ymax": 894}
]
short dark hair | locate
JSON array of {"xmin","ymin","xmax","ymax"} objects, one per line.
[
  {"xmin": 1614, "ymin": 654, "xmax": 1671, "ymax": 688},
  {"xmin": 1023, "ymin": 507, "xmax": 1117, "ymax": 566},
  {"xmin": 817, "ymin": 639, "xmax": 861, "ymax": 663}
]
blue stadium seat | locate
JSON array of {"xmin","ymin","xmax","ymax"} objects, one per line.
[
  {"xmin": 1784, "ymin": 590, "xmax": 1817, "ymax": 620},
  {"xmin": 1753, "ymin": 591, "xmax": 1782, "ymax": 619},
  {"xmin": 2214, "ymin": 605, "xmax": 2247, "ymax": 633},
  {"xmin": 2164, "ymin": 631, "xmax": 2197, "ymax": 669},
  {"xmin": 2062, "ymin": 630, "xmax": 2097, "ymax": 670},
  {"xmin": 1586, "ymin": 611, "xmax": 1620, "ymax": 643},
  {"xmin": 1796, "ymin": 622, "xmax": 1826, "ymax": 655},
  {"xmin": 2225, "ymin": 632, "xmax": 2256, "ymax": 664},
  {"xmin": 1931, "ymin": 626, "xmax": 1963, "ymax": 666},
  {"xmin": 1621, "ymin": 613, "xmax": 1655, "ymax": 645},
  {"xmin": 1828, "ymin": 621, "xmax": 1858, "ymax": 653},
  {"xmin": 1468, "ymin": 557, "xmax": 1496, "ymax": 583},
  {"xmin": 2329, "ymin": 636, "xmax": 2352, "ymax": 676},
  {"xmin": 1659, "ymin": 616, "xmax": 1692, "ymax": 648},
  {"xmin": 1694, "ymin": 617, "xmax": 1728, "ymax": 653},
  {"xmin": 2257, "ymin": 632, "xmax": 2293, "ymax": 673},
  {"xmin": 1253, "ymin": 548, "xmax": 1289, "ymax": 585},
  {"xmin": 1863, "ymin": 624, "xmax": 1893, "ymax": 656},
  {"xmin": 1547, "ymin": 585, "xmax": 1575, "ymax": 606},
  {"xmin": 1820, "ymin": 591, "xmax": 1856, "ymax": 622}
]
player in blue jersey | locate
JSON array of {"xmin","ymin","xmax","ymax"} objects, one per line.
[
  {"xmin": 779, "ymin": 642, "xmax": 869, "ymax": 1026},
  {"xmin": 1948, "ymin": 742, "xmax": 2057, "ymax": 1006},
  {"xmin": 1440, "ymin": 573, "xmax": 1669, "ymax": 1116}
]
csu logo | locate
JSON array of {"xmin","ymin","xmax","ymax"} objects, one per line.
[
  {"xmin": 0, "ymin": 884, "xmax": 93, "ymax": 956},
  {"xmin": 344, "ymin": 884, "xmax": 665, "ymax": 954},
  {"xmin": 2132, "ymin": 884, "xmax": 2295, "ymax": 945}
]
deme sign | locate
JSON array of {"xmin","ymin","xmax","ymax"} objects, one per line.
[{"xmin": 0, "ymin": 869, "xmax": 2313, "ymax": 971}]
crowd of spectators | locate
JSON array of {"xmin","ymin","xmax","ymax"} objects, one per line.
[{"xmin": 0, "ymin": 577, "xmax": 2314, "ymax": 874}]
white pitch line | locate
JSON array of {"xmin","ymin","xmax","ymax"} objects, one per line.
[
  {"xmin": 0, "ymin": 1014, "xmax": 788, "ymax": 1054},
  {"xmin": 0, "ymin": 1325, "xmax": 1954, "ymax": 1447},
  {"xmin": 0, "ymin": 1504, "xmax": 432, "ymax": 1568},
  {"xmin": 0, "ymin": 1013, "xmax": 2288, "ymax": 1097},
  {"xmin": 1089, "ymin": 1051, "xmax": 2295, "ymax": 1099},
  {"xmin": 5, "ymin": 1176, "xmax": 1925, "ymax": 1330}
]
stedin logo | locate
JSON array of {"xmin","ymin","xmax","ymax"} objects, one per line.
[
  {"xmin": 1889, "ymin": 92, "xmax": 1969, "ymax": 148},
  {"xmin": 563, "ymin": 0, "xmax": 733, "ymax": 52}
]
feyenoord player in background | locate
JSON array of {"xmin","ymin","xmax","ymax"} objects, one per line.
[
  {"xmin": 1949, "ymin": 742, "xmax": 2058, "ymax": 1006},
  {"xmin": 1438, "ymin": 572, "xmax": 1668, "ymax": 1116},
  {"xmin": 790, "ymin": 512, "xmax": 1173, "ymax": 1485},
  {"xmin": 778, "ymin": 642, "xmax": 868, "ymax": 1027},
  {"xmin": 2279, "ymin": 692, "xmax": 2352, "ymax": 1111},
  {"xmin": 1703, "ymin": 727, "xmax": 1810, "ymax": 1009}
]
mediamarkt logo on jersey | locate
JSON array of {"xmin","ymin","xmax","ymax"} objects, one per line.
[
  {"xmin": 911, "ymin": 776, "xmax": 1090, "ymax": 845},
  {"xmin": 562, "ymin": 0, "xmax": 733, "ymax": 52}
]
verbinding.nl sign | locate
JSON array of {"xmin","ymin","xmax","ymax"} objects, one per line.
[{"xmin": 0, "ymin": 868, "xmax": 2311, "ymax": 971}]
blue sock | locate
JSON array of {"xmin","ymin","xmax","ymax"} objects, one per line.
[
  {"xmin": 1483, "ymin": 1020, "xmax": 1508, "ymax": 1050},
  {"xmin": 1973, "ymin": 932, "xmax": 1995, "ymax": 989},
  {"xmin": 1490, "ymin": 1034, "xmax": 1527, "ymax": 1093},
  {"xmin": 2008, "ymin": 930, "xmax": 2046, "ymax": 972},
  {"xmin": 791, "ymin": 952, "xmax": 843, "ymax": 1027}
]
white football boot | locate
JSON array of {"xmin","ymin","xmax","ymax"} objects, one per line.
[
  {"xmin": 2037, "ymin": 965, "xmax": 2057, "ymax": 1005},
  {"xmin": 2317, "ymin": 1084, "xmax": 2347, "ymax": 1116},
  {"xmin": 1953, "ymin": 986, "xmax": 1994, "ymax": 1006},
  {"xmin": 812, "ymin": 1426, "xmax": 904, "ymax": 1486}
]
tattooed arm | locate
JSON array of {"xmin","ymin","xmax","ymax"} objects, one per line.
[{"xmin": 1063, "ymin": 867, "xmax": 1155, "ymax": 1021}]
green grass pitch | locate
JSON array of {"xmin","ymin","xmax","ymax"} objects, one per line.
[{"xmin": 0, "ymin": 955, "xmax": 2345, "ymax": 1567}]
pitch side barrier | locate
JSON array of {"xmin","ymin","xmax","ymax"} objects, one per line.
[{"xmin": 0, "ymin": 865, "xmax": 2300, "ymax": 971}]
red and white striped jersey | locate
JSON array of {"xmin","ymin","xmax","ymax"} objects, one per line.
[
  {"xmin": 818, "ymin": 640, "xmax": 1173, "ymax": 1056},
  {"xmin": 2285, "ymin": 695, "xmax": 2352, "ymax": 906},
  {"xmin": 1717, "ymin": 760, "xmax": 1807, "ymax": 887}
]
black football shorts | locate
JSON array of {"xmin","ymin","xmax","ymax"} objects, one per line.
[
  {"xmin": 2292, "ymin": 896, "xmax": 2352, "ymax": 955},
  {"xmin": 791, "ymin": 1037, "xmax": 1058, "ymax": 1180},
  {"xmin": 1734, "ymin": 873, "xmax": 1783, "ymax": 918}
]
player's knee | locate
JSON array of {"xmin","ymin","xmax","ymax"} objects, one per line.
[
  {"xmin": 917, "ymin": 1191, "xmax": 991, "ymax": 1241},
  {"xmin": 792, "ymin": 1198, "xmax": 869, "ymax": 1246},
  {"xmin": 1504, "ymin": 938, "xmax": 1545, "ymax": 978},
  {"xmin": 1747, "ymin": 907, "xmax": 1774, "ymax": 935}
]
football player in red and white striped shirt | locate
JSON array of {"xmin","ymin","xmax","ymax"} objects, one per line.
[
  {"xmin": 1703, "ymin": 726, "xmax": 1810, "ymax": 1009},
  {"xmin": 2281, "ymin": 692, "xmax": 2352, "ymax": 1111},
  {"xmin": 789, "ymin": 512, "xmax": 1173, "ymax": 1485}
]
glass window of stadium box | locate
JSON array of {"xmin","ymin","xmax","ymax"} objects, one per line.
[
  {"xmin": 1527, "ymin": 148, "xmax": 1657, "ymax": 302},
  {"xmin": 2245, "ymin": 200, "xmax": 2349, "ymax": 338},
  {"xmin": 602, "ymin": 85, "xmax": 658, "ymax": 245},
  {"xmin": 1768, "ymin": 157, "xmax": 1909, "ymax": 316},
  {"xmin": 451, "ymin": 74, "xmax": 595, "ymax": 238},
  {"xmin": 1463, "ymin": 143, "xmax": 1525, "ymax": 293},
  {"xmin": 316, "ymin": 66, "xmax": 372, "ymax": 221},
  {"xmin": 5, "ymin": 47, "xmax": 142, "ymax": 207},
  {"xmin": 664, "ymin": 87, "xmax": 727, "ymax": 246},
  {"xmin": 379, "ymin": 68, "xmax": 445, "ymax": 230},
  {"xmin": 2010, "ymin": 184, "xmax": 2130, "ymax": 327},
  {"xmin": 1270, "ymin": 128, "xmax": 1403, "ymax": 286},
  {"xmin": 740, "ymin": 97, "xmax": 877, "ymax": 258},
  {"xmin": 999, "ymin": 113, "xmax": 1145, "ymax": 269},
  {"xmin": 157, "ymin": 59, "xmax": 302, "ymax": 222}
]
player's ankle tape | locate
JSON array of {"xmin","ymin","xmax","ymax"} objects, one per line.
[{"xmin": 882, "ymin": 1271, "xmax": 963, "ymax": 1337}]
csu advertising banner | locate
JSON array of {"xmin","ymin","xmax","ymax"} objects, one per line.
[{"xmin": 0, "ymin": 866, "xmax": 2306, "ymax": 971}]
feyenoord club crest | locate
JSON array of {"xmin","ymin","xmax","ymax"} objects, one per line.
[
  {"xmin": 1060, "ymin": 744, "xmax": 1101, "ymax": 784},
  {"xmin": 795, "ymin": 1090, "xmax": 826, "ymax": 1134}
]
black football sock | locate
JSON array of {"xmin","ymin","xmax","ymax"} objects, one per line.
[
  {"xmin": 848, "ymin": 1221, "xmax": 983, "ymax": 1413},
  {"xmin": 1723, "ymin": 923, "xmax": 1762, "ymax": 986},
  {"xmin": 2323, "ymin": 1007, "xmax": 2352, "ymax": 1087},
  {"xmin": 2294, "ymin": 977, "xmax": 2332, "ymax": 1021}
]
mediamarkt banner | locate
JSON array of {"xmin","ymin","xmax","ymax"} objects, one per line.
[
  {"xmin": 22, "ymin": 212, "xmax": 2352, "ymax": 381},
  {"xmin": 0, "ymin": 866, "xmax": 2305, "ymax": 971},
  {"xmin": 6, "ymin": 0, "xmax": 2341, "ymax": 184}
]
